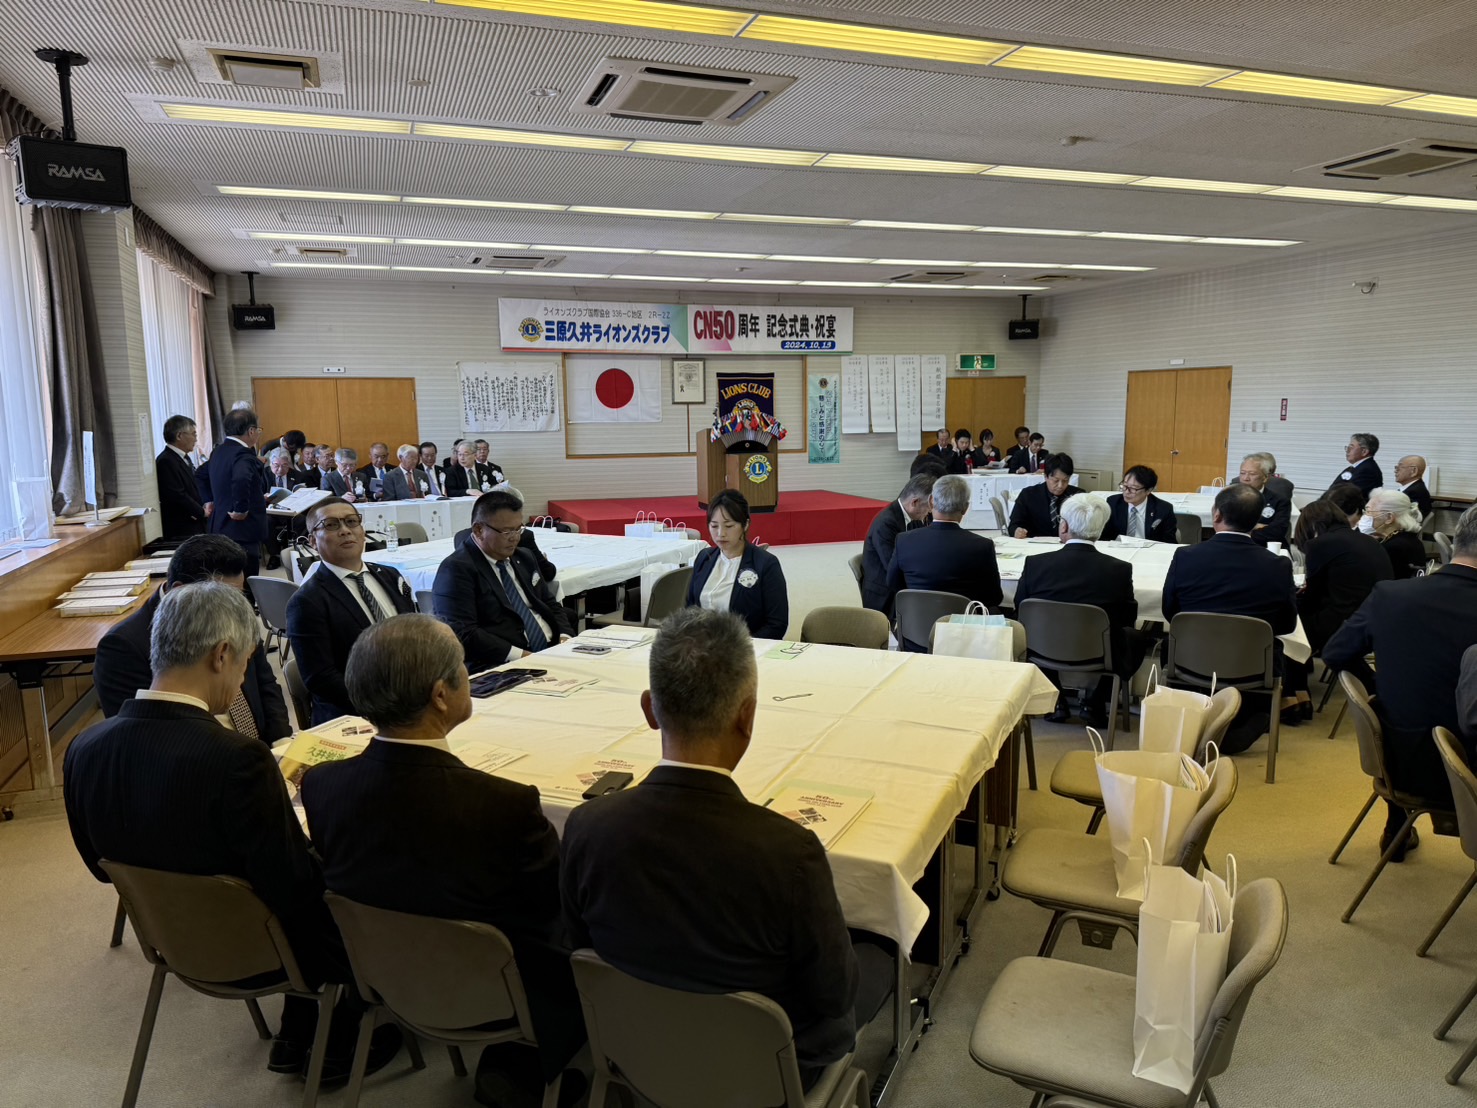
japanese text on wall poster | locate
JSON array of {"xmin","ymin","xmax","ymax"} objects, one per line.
[
  {"xmin": 498, "ymin": 298, "xmax": 854, "ymax": 354},
  {"xmin": 458, "ymin": 360, "xmax": 561, "ymax": 433}
]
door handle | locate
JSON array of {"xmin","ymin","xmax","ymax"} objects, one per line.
[{"xmin": 1170, "ymin": 450, "xmax": 1181, "ymax": 456}]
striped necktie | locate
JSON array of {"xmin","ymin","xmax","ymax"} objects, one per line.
[
  {"xmin": 350, "ymin": 571, "xmax": 389, "ymax": 623},
  {"xmin": 1130, "ymin": 505, "xmax": 1144, "ymax": 538},
  {"xmin": 498, "ymin": 561, "xmax": 548, "ymax": 652}
]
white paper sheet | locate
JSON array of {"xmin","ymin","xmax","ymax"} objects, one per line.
[
  {"xmin": 841, "ymin": 355, "xmax": 870, "ymax": 433},
  {"xmin": 868, "ymin": 354, "xmax": 896, "ymax": 433}
]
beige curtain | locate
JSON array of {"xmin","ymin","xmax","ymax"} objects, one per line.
[{"xmin": 134, "ymin": 208, "xmax": 214, "ymax": 297}]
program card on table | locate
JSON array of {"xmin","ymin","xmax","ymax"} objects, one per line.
[{"xmin": 765, "ymin": 780, "xmax": 874, "ymax": 849}]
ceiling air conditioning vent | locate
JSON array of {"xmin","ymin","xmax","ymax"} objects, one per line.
[
  {"xmin": 291, "ymin": 246, "xmax": 352, "ymax": 259},
  {"xmin": 480, "ymin": 255, "xmax": 564, "ymax": 271},
  {"xmin": 1031, "ymin": 274, "xmax": 1083, "ymax": 283},
  {"xmin": 1308, "ymin": 139, "xmax": 1477, "ymax": 180},
  {"xmin": 278, "ymin": 210, "xmax": 344, "ymax": 228},
  {"xmin": 208, "ymin": 49, "xmax": 321, "ymax": 90},
  {"xmin": 887, "ymin": 270, "xmax": 969, "ymax": 284},
  {"xmin": 571, "ymin": 58, "xmax": 794, "ymax": 126}
]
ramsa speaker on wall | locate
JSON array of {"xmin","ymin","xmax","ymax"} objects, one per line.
[
  {"xmin": 9, "ymin": 135, "xmax": 131, "ymax": 212},
  {"xmin": 231, "ymin": 304, "xmax": 276, "ymax": 330},
  {"xmin": 1008, "ymin": 318, "xmax": 1041, "ymax": 341}
]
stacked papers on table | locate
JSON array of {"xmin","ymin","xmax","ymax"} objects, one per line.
[
  {"xmin": 125, "ymin": 557, "xmax": 172, "ymax": 575},
  {"xmin": 56, "ymin": 596, "xmax": 139, "ymax": 617},
  {"xmin": 765, "ymin": 780, "xmax": 873, "ymax": 849},
  {"xmin": 453, "ymin": 741, "xmax": 528, "ymax": 775},
  {"xmin": 543, "ymin": 753, "xmax": 657, "ymax": 801},
  {"xmin": 78, "ymin": 572, "xmax": 150, "ymax": 593},
  {"xmin": 57, "ymin": 585, "xmax": 141, "ymax": 601},
  {"xmin": 578, "ymin": 627, "xmax": 656, "ymax": 650},
  {"xmin": 510, "ymin": 675, "xmax": 599, "ymax": 698}
]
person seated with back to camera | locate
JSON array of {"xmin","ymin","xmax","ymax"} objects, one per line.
[
  {"xmin": 1100, "ymin": 464, "xmax": 1179, "ymax": 543},
  {"xmin": 1008, "ymin": 454, "xmax": 1084, "ymax": 538},
  {"xmin": 686, "ymin": 489, "xmax": 789, "ymax": 639},
  {"xmin": 1362, "ymin": 488, "xmax": 1428, "ymax": 579},
  {"xmin": 1233, "ymin": 452, "xmax": 1292, "ymax": 546}
]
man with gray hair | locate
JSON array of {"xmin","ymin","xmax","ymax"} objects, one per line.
[
  {"xmin": 1014, "ymin": 494, "xmax": 1141, "ymax": 726},
  {"xmin": 64, "ymin": 583, "xmax": 402, "ymax": 1078},
  {"xmin": 1325, "ymin": 504, "xmax": 1477, "ymax": 860},
  {"xmin": 1235, "ymin": 452, "xmax": 1291, "ymax": 546},
  {"xmin": 562, "ymin": 608, "xmax": 881, "ymax": 1090},
  {"xmin": 885, "ymin": 474, "xmax": 1002, "ymax": 648},
  {"xmin": 320, "ymin": 446, "xmax": 367, "ymax": 502},
  {"xmin": 1327, "ymin": 432, "xmax": 1383, "ymax": 495},
  {"xmin": 861, "ymin": 471, "xmax": 936, "ymax": 613}
]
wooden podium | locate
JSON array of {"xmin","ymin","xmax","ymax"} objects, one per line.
[{"xmin": 696, "ymin": 432, "xmax": 779, "ymax": 512}]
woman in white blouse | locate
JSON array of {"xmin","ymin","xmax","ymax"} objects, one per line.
[{"xmin": 685, "ymin": 489, "xmax": 790, "ymax": 639}]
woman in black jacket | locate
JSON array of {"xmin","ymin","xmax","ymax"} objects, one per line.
[
  {"xmin": 685, "ymin": 489, "xmax": 790, "ymax": 639},
  {"xmin": 1363, "ymin": 488, "xmax": 1428, "ymax": 579}
]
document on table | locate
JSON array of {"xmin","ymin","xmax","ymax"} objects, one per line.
[
  {"xmin": 509, "ymin": 675, "xmax": 599, "ymax": 698},
  {"xmin": 765, "ymin": 780, "xmax": 873, "ymax": 849},
  {"xmin": 543, "ymin": 753, "xmax": 658, "ymax": 801},
  {"xmin": 578, "ymin": 627, "xmax": 656, "ymax": 650},
  {"xmin": 453, "ymin": 741, "xmax": 528, "ymax": 774}
]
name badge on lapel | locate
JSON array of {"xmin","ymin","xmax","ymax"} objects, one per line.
[
  {"xmin": 1261, "ymin": 504, "xmax": 1274, "ymax": 519},
  {"xmin": 530, "ymin": 573, "xmax": 542, "ymax": 587},
  {"xmin": 1340, "ymin": 471, "xmax": 1353, "ymax": 481},
  {"xmin": 738, "ymin": 570, "xmax": 759, "ymax": 589}
]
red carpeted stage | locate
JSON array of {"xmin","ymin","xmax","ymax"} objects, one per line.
[{"xmin": 546, "ymin": 491, "xmax": 887, "ymax": 545}]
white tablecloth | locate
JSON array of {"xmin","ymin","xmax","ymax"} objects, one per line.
[
  {"xmin": 363, "ymin": 530, "xmax": 708, "ymax": 598},
  {"xmin": 993, "ymin": 537, "xmax": 1311, "ymax": 662},
  {"xmin": 1158, "ymin": 492, "xmax": 1299, "ymax": 531},
  {"xmin": 356, "ymin": 498, "xmax": 476, "ymax": 541},
  {"xmin": 289, "ymin": 636, "xmax": 1057, "ymax": 949},
  {"xmin": 960, "ymin": 473, "xmax": 1043, "ymax": 529}
]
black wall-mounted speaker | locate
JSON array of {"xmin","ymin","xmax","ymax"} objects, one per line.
[
  {"xmin": 1008, "ymin": 318, "xmax": 1041, "ymax": 341},
  {"xmin": 10, "ymin": 135, "xmax": 131, "ymax": 212}
]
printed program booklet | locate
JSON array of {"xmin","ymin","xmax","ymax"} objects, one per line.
[
  {"xmin": 509, "ymin": 674, "xmax": 599, "ymax": 698},
  {"xmin": 765, "ymin": 780, "xmax": 874, "ymax": 849},
  {"xmin": 453, "ymin": 741, "xmax": 528, "ymax": 775},
  {"xmin": 543, "ymin": 753, "xmax": 657, "ymax": 801},
  {"xmin": 278, "ymin": 716, "xmax": 375, "ymax": 786}
]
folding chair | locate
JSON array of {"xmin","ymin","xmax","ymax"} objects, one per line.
[
  {"xmin": 893, "ymin": 588, "xmax": 970, "ymax": 652},
  {"xmin": 415, "ymin": 589, "xmax": 436, "ymax": 615},
  {"xmin": 846, "ymin": 552, "xmax": 865, "ymax": 603},
  {"xmin": 395, "ymin": 522, "xmax": 429, "ymax": 545},
  {"xmin": 1165, "ymin": 612, "xmax": 1281, "ymax": 783},
  {"xmin": 990, "ymin": 495, "xmax": 1009, "ymax": 532},
  {"xmin": 592, "ymin": 565, "xmax": 693, "ymax": 629},
  {"xmin": 248, "ymin": 575, "xmax": 299, "ymax": 660},
  {"xmin": 283, "ymin": 658, "xmax": 313, "ymax": 731},
  {"xmin": 1435, "ymin": 532, "xmax": 1454, "ymax": 565},
  {"xmin": 1016, "ymin": 599, "xmax": 1130, "ymax": 751},
  {"xmin": 1422, "ymin": 728, "xmax": 1477, "ymax": 959},
  {"xmin": 1175, "ymin": 513, "xmax": 1204, "ymax": 545},
  {"xmin": 800, "ymin": 607, "xmax": 890, "ymax": 650}
]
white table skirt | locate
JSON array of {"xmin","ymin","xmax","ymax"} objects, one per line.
[
  {"xmin": 960, "ymin": 473, "xmax": 1043, "ymax": 530},
  {"xmin": 356, "ymin": 498, "xmax": 477, "ymax": 542}
]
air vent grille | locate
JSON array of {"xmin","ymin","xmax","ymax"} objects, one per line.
[
  {"xmin": 292, "ymin": 246, "xmax": 351, "ymax": 259},
  {"xmin": 571, "ymin": 58, "xmax": 793, "ymax": 126},
  {"xmin": 1309, "ymin": 139, "xmax": 1477, "ymax": 180},
  {"xmin": 887, "ymin": 270, "xmax": 969, "ymax": 284},
  {"xmin": 208, "ymin": 48, "xmax": 320, "ymax": 90},
  {"xmin": 480, "ymin": 254, "xmax": 564, "ymax": 271}
]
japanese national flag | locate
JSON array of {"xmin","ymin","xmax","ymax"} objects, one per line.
[{"xmin": 566, "ymin": 355, "xmax": 663, "ymax": 423}]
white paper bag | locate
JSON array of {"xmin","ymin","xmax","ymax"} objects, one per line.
[
  {"xmin": 1133, "ymin": 846, "xmax": 1236, "ymax": 1092},
  {"xmin": 1093, "ymin": 729, "xmax": 1215, "ymax": 899},
  {"xmin": 1140, "ymin": 665, "xmax": 1217, "ymax": 756},
  {"xmin": 637, "ymin": 560, "xmax": 684, "ymax": 621},
  {"xmin": 624, "ymin": 511, "xmax": 657, "ymax": 538},
  {"xmin": 931, "ymin": 602, "xmax": 1014, "ymax": 661}
]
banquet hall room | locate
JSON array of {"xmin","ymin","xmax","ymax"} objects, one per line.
[{"xmin": 4, "ymin": 0, "xmax": 1477, "ymax": 1105}]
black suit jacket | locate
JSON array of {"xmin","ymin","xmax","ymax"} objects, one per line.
[
  {"xmin": 1015, "ymin": 543, "xmax": 1138, "ymax": 668},
  {"xmin": 561, "ymin": 765, "xmax": 858, "ymax": 1072},
  {"xmin": 1459, "ymin": 644, "xmax": 1477, "ymax": 746},
  {"xmin": 442, "ymin": 464, "xmax": 487, "ymax": 498},
  {"xmin": 93, "ymin": 591, "xmax": 290, "ymax": 742},
  {"xmin": 1328, "ymin": 457, "xmax": 1383, "ymax": 495},
  {"xmin": 63, "ymin": 699, "xmax": 332, "ymax": 969},
  {"xmin": 1101, "ymin": 493, "xmax": 1179, "ymax": 543},
  {"xmin": 155, "ymin": 448, "xmax": 205, "ymax": 539},
  {"xmin": 1249, "ymin": 487, "xmax": 1292, "ymax": 546},
  {"xmin": 286, "ymin": 562, "xmax": 416, "ymax": 725},
  {"xmin": 685, "ymin": 543, "xmax": 790, "ymax": 639},
  {"xmin": 1007, "ymin": 446, "xmax": 1049, "ymax": 474},
  {"xmin": 477, "ymin": 460, "xmax": 505, "ymax": 486},
  {"xmin": 433, "ymin": 539, "xmax": 572, "ymax": 671},
  {"xmin": 924, "ymin": 444, "xmax": 953, "ymax": 462},
  {"xmin": 1297, "ymin": 526, "xmax": 1391, "ymax": 652},
  {"xmin": 1379, "ymin": 530, "xmax": 1428, "ymax": 580},
  {"xmin": 1161, "ymin": 532, "xmax": 1298, "ymax": 635},
  {"xmin": 861, "ymin": 502, "xmax": 912, "ymax": 612},
  {"xmin": 886, "ymin": 521, "xmax": 1002, "ymax": 629},
  {"xmin": 1007, "ymin": 482, "xmax": 1084, "ymax": 538},
  {"xmin": 320, "ymin": 470, "xmax": 370, "ymax": 500},
  {"xmin": 1402, "ymin": 478, "xmax": 1434, "ymax": 520},
  {"xmin": 197, "ymin": 439, "xmax": 268, "ymax": 547}
]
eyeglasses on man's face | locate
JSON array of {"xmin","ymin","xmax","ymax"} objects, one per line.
[
  {"xmin": 312, "ymin": 515, "xmax": 363, "ymax": 533},
  {"xmin": 481, "ymin": 523, "xmax": 525, "ymax": 538},
  {"xmin": 1119, "ymin": 484, "xmax": 1146, "ymax": 494}
]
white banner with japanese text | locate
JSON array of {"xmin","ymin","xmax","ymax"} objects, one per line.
[{"xmin": 459, "ymin": 360, "xmax": 561, "ymax": 433}]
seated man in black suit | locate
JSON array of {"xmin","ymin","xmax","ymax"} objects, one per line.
[
  {"xmin": 861, "ymin": 473, "xmax": 936, "ymax": 613},
  {"xmin": 362, "ymin": 442, "xmax": 392, "ymax": 499},
  {"xmin": 155, "ymin": 414, "xmax": 206, "ymax": 540},
  {"xmin": 1325, "ymin": 506, "xmax": 1477, "ymax": 860},
  {"xmin": 945, "ymin": 428, "xmax": 974, "ymax": 474},
  {"xmin": 1234, "ymin": 453, "xmax": 1292, "ymax": 546},
  {"xmin": 94, "ymin": 534, "xmax": 290, "ymax": 743},
  {"xmin": 418, "ymin": 441, "xmax": 448, "ymax": 497},
  {"xmin": 886, "ymin": 474, "xmax": 1003, "ymax": 649},
  {"xmin": 301, "ymin": 614, "xmax": 582, "ymax": 1103},
  {"xmin": 910, "ymin": 454, "xmax": 946, "ymax": 479},
  {"xmin": 433, "ymin": 489, "xmax": 573, "ymax": 671},
  {"xmin": 1008, "ymin": 454, "xmax": 1084, "ymax": 538},
  {"xmin": 1009, "ymin": 432, "xmax": 1050, "ymax": 474},
  {"xmin": 473, "ymin": 439, "xmax": 506, "ymax": 486},
  {"xmin": 1015, "ymin": 494, "xmax": 1142, "ymax": 727},
  {"xmin": 286, "ymin": 497, "xmax": 416, "ymax": 724},
  {"xmin": 924, "ymin": 427, "xmax": 953, "ymax": 463},
  {"xmin": 320, "ymin": 447, "xmax": 370, "ymax": 503},
  {"xmin": 1327, "ymin": 432, "xmax": 1383, "ymax": 495},
  {"xmin": 562, "ymin": 608, "xmax": 887, "ymax": 1090},
  {"xmin": 1461, "ymin": 644, "xmax": 1477, "ymax": 748},
  {"xmin": 263, "ymin": 448, "xmax": 309, "ymax": 570},
  {"xmin": 443, "ymin": 441, "xmax": 490, "ymax": 498},
  {"xmin": 66, "ymin": 582, "xmax": 399, "ymax": 1079},
  {"xmin": 1101, "ymin": 464, "xmax": 1179, "ymax": 543},
  {"xmin": 1394, "ymin": 454, "xmax": 1434, "ymax": 520},
  {"xmin": 1003, "ymin": 426, "xmax": 1030, "ymax": 472}
]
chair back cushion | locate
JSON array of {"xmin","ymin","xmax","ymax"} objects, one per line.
[
  {"xmin": 800, "ymin": 607, "xmax": 890, "ymax": 650},
  {"xmin": 1434, "ymin": 728, "xmax": 1477, "ymax": 863},
  {"xmin": 248, "ymin": 576, "xmax": 298, "ymax": 633},
  {"xmin": 1167, "ymin": 612, "xmax": 1273, "ymax": 689},
  {"xmin": 1338, "ymin": 672, "xmax": 1390, "ymax": 786},
  {"xmin": 282, "ymin": 658, "xmax": 312, "ymax": 731},
  {"xmin": 1195, "ymin": 878, "xmax": 1288, "ymax": 1081},
  {"xmin": 1196, "ymin": 687, "xmax": 1242, "ymax": 760},
  {"xmin": 1017, "ymin": 599, "xmax": 1112, "ymax": 669},
  {"xmin": 893, "ymin": 589, "xmax": 970, "ymax": 650},
  {"xmin": 646, "ymin": 566, "xmax": 695, "ymax": 627}
]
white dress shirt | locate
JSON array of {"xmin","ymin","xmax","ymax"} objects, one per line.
[
  {"xmin": 136, "ymin": 689, "xmax": 211, "ymax": 712},
  {"xmin": 374, "ymin": 735, "xmax": 451, "ymax": 751},
  {"xmin": 480, "ymin": 551, "xmax": 553, "ymax": 663},
  {"xmin": 657, "ymin": 758, "xmax": 733, "ymax": 779},
  {"xmin": 322, "ymin": 560, "xmax": 398, "ymax": 624},
  {"xmin": 166, "ymin": 443, "xmax": 193, "ymax": 467},
  {"xmin": 698, "ymin": 551, "xmax": 742, "ymax": 615}
]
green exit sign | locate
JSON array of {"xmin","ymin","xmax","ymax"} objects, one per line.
[{"xmin": 958, "ymin": 353, "xmax": 996, "ymax": 371}]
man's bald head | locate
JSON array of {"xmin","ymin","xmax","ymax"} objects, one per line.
[{"xmin": 1395, "ymin": 455, "xmax": 1427, "ymax": 483}]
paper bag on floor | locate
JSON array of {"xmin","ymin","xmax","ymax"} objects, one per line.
[
  {"xmin": 1093, "ymin": 729, "xmax": 1214, "ymax": 899},
  {"xmin": 1133, "ymin": 845, "xmax": 1236, "ymax": 1093},
  {"xmin": 1139, "ymin": 665, "xmax": 1216, "ymax": 756}
]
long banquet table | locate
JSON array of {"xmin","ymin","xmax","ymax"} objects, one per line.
[{"xmin": 960, "ymin": 472, "xmax": 1043, "ymax": 529}]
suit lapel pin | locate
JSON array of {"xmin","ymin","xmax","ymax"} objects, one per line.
[{"xmin": 738, "ymin": 569, "xmax": 759, "ymax": 588}]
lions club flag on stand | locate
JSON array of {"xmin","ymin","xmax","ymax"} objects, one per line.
[{"xmin": 566, "ymin": 355, "xmax": 663, "ymax": 423}]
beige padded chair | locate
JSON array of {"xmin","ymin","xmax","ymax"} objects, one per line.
[
  {"xmin": 990, "ymin": 495, "xmax": 1009, "ymax": 532},
  {"xmin": 1016, "ymin": 599, "xmax": 1130, "ymax": 750},
  {"xmin": 248, "ymin": 575, "xmax": 298, "ymax": 660},
  {"xmin": 1003, "ymin": 758, "xmax": 1238, "ymax": 956},
  {"xmin": 394, "ymin": 521, "xmax": 429, "ymax": 545},
  {"xmin": 570, "ymin": 949, "xmax": 869, "ymax": 1108},
  {"xmin": 1174, "ymin": 513, "xmax": 1204, "ymax": 545},
  {"xmin": 846, "ymin": 552, "xmax": 865, "ymax": 603},
  {"xmin": 101, "ymin": 860, "xmax": 342, "ymax": 1108},
  {"xmin": 1435, "ymin": 532, "xmax": 1455, "ymax": 565},
  {"xmin": 1423, "ymin": 728, "xmax": 1477, "ymax": 959},
  {"xmin": 414, "ymin": 589, "xmax": 436, "ymax": 616},
  {"xmin": 971, "ymin": 878, "xmax": 1288, "ymax": 1108},
  {"xmin": 283, "ymin": 658, "xmax": 313, "ymax": 732},
  {"xmin": 325, "ymin": 894, "xmax": 561, "ymax": 1107},
  {"xmin": 1050, "ymin": 687, "xmax": 1241, "ymax": 834},
  {"xmin": 800, "ymin": 606, "xmax": 890, "ymax": 650},
  {"xmin": 893, "ymin": 588, "xmax": 970, "ymax": 652},
  {"xmin": 1331, "ymin": 672, "xmax": 1455, "ymax": 925},
  {"xmin": 593, "ymin": 565, "xmax": 693, "ymax": 629}
]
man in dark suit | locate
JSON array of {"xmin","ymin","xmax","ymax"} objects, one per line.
[
  {"xmin": 562, "ymin": 608, "xmax": 883, "ymax": 1089},
  {"xmin": 155, "ymin": 414, "xmax": 206, "ymax": 540},
  {"xmin": 473, "ymin": 439, "xmax": 506, "ymax": 486},
  {"xmin": 944, "ymin": 428, "xmax": 974, "ymax": 475},
  {"xmin": 382, "ymin": 444, "xmax": 432, "ymax": 501},
  {"xmin": 320, "ymin": 447, "xmax": 370, "ymax": 503},
  {"xmin": 861, "ymin": 473, "xmax": 936, "ymax": 613},
  {"xmin": 1009, "ymin": 453, "xmax": 1084, "ymax": 538},
  {"xmin": 924, "ymin": 428, "xmax": 953, "ymax": 464},
  {"xmin": 94, "ymin": 535, "xmax": 290, "ymax": 743},
  {"xmin": 286, "ymin": 497, "xmax": 416, "ymax": 725},
  {"xmin": 886, "ymin": 475, "xmax": 1003, "ymax": 649},
  {"xmin": 1327, "ymin": 432, "xmax": 1383, "ymax": 495},
  {"xmin": 1325, "ymin": 506, "xmax": 1477, "ymax": 858},
  {"xmin": 433, "ymin": 490, "xmax": 572, "ymax": 671},
  {"xmin": 1460, "ymin": 644, "xmax": 1477, "ymax": 748},
  {"xmin": 1101, "ymin": 464, "xmax": 1179, "ymax": 543},
  {"xmin": 418, "ymin": 441, "xmax": 448, "ymax": 497},
  {"xmin": 363, "ymin": 442, "xmax": 392, "ymax": 499},
  {"xmin": 1008, "ymin": 432, "xmax": 1050, "ymax": 474},
  {"xmin": 1235, "ymin": 453, "xmax": 1292, "ymax": 546},
  {"xmin": 1015, "ymin": 494, "xmax": 1142, "ymax": 726},
  {"xmin": 262, "ymin": 448, "xmax": 308, "ymax": 571},
  {"xmin": 65, "ymin": 581, "xmax": 400, "ymax": 1078},
  {"xmin": 196, "ymin": 407, "xmax": 270, "ymax": 579},
  {"xmin": 443, "ymin": 441, "xmax": 489, "ymax": 498},
  {"xmin": 301, "ymin": 614, "xmax": 582, "ymax": 1100},
  {"xmin": 1394, "ymin": 455, "xmax": 1434, "ymax": 520}
]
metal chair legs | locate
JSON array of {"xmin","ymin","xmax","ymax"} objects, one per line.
[
  {"xmin": 110, "ymin": 898, "xmax": 128, "ymax": 947},
  {"xmin": 1328, "ymin": 699, "xmax": 1349, "ymax": 739},
  {"xmin": 122, "ymin": 964, "xmax": 168, "ymax": 1108},
  {"xmin": 448, "ymin": 1044, "xmax": 467, "ymax": 1077},
  {"xmin": 1085, "ymin": 807, "xmax": 1105, "ymax": 835},
  {"xmin": 1023, "ymin": 720, "xmax": 1038, "ymax": 791},
  {"xmin": 1420, "ymin": 871, "xmax": 1477, "ymax": 958},
  {"xmin": 1329, "ymin": 791, "xmax": 1377, "ymax": 864},
  {"xmin": 245, "ymin": 997, "xmax": 272, "ymax": 1039},
  {"xmin": 1265, "ymin": 678, "xmax": 1283, "ymax": 784},
  {"xmin": 1437, "ymin": 971, "xmax": 1477, "ymax": 1084},
  {"xmin": 1342, "ymin": 809, "xmax": 1421, "ymax": 923}
]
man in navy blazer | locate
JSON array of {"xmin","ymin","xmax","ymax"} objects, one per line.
[
  {"xmin": 1100, "ymin": 464, "xmax": 1179, "ymax": 543},
  {"xmin": 1327, "ymin": 432, "xmax": 1384, "ymax": 495},
  {"xmin": 94, "ymin": 535, "xmax": 290, "ymax": 742},
  {"xmin": 861, "ymin": 473, "xmax": 935, "ymax": 613},
  {"xmin": 381, "ymin": 444, "xmax": 434, "ymax": 501},
  {"xmin": 1008, "ymin": 454, "xmax": 1084, "ymax": 538},
  {"xmin": 287, "ymin": 497, "xmax": 417, "ymax": 724},
  {"xmin": 155, "ymin": 415, "xmax": 206, "ymax": 540},
  {"xmin": 886, "ymin": 475, "xmax": 1002, "ymax": 649},
  {"xmin": 196, "ymin": 407, "xmax": 270, "ymax": 578},
  {"xmin": 433, "ymin": 490, "xmax": 572, "ymax": 672},
  {"xmin": 1394, "ymin": 455, "xmax": 1434, "ymax": 520}
]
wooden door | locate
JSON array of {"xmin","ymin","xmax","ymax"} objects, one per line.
[
  {"xmin": 939, "ymin": 377, "xmax": 1027, "ymax": 451},
  {"xmin": 1123, "ymin": 370, "xmax": 1179, "ymax": 486},
  {"xmin": 336, "ymin": 379, "xmax": 419, "ymax": 463},
  {"xmin": 252, "ymin": 379, "xmax": 340, "ymax": 454},
  {"xmin": 1122, "ymin": 367, "xmax": 1232, "ymax": 491}
]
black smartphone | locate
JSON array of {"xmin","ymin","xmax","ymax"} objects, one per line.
[
  {"xmin": 469, "ymin": 669, "xmax": 548, "ymax": 698},
  {"xmin": 581, "ymin": 770, "xmax": 634, "ymax": 799}
]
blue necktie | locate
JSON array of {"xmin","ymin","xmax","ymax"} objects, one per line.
[{"xmin": 498, "ymin": 561, "xmax": 548, "ymax": 652}]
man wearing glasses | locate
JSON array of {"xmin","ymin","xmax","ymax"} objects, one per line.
[
  {"xmin": 196, "ymin": 406, "xmax": 270, "ymax": 578},
  {"xmin": 433, "ymin": 489, "xmax": 572, "ymax": 672},
  {"xmin": 287, "ymin": 498, "xmax": 417, "ymax": 725},
  {"xmin": 1101, "ymin": 465, "xmax": 1179, "ymax": 543}
]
